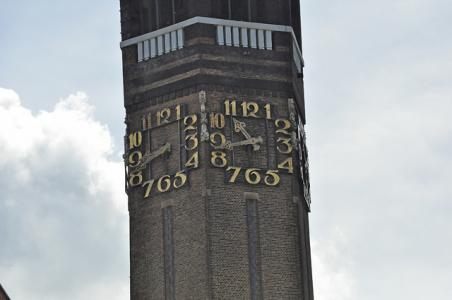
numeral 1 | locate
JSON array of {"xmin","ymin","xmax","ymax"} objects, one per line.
[
  {"xmin": 224, "ymin": 100, "xmax": 237, "ymax": 116},
  {"xmin": 175, "ymin": 104, "xmax": 181, "ymax": 120},
  {"xmin": 264, "ymin": 103, "xmax": 272, "ymax": 119}
]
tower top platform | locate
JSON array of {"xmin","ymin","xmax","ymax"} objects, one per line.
[{"xmin": 120, "ymin": 0, "xmax": 301, "ymax": 44}]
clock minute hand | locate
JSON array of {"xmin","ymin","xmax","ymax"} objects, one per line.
[
  {"xmin": 132, "ymin": 142, "xmax": 171, "ymax": 172},
  {"xmin": 233, "ymin": 118, "xmax": 252, "ymax": 140},
  {"xmin": 232, "ymin": 118, "xmax": 262, "ymax": 151}
]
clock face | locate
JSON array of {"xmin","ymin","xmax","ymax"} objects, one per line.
[
  {"xmin": 208, "ymin": 99, "xmax": 296, "ymax": 187},
  {"xmin": 124, "ymin": 94, "xmax": 310, "ymax": 205},
  {"xmin": 125, "ymin": 104, "xmax": 200, "ymax": 199}
]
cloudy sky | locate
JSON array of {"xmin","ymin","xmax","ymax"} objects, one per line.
[{"xmin": 1, "ymin": 0, "xmax": 451, "ymax": 299}]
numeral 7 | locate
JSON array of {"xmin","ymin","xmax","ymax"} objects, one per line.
[
  {"xmin": 226, "ymin": 166, "xmax": 242, "ymax": 183},
  {"xmin": 143, "ymin": 179, "xmax": 155, "ymax": 198}
]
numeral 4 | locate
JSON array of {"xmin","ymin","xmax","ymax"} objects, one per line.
[{"xmin": 278, "ymin": 157, "xmax": 294, "ymax": 174}]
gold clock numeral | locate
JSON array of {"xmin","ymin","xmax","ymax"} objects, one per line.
[
  {"xmin": 224, "ymin": 168, "xmax": 281, "ymax": 186},
  {"xmin": 173, "ymin": 171, "xmax": 188, "ymax": 189},
  {"xmin": 264, "ymin": 103, "xmax": 272, "ymax": 119},
  {"xmin": 184, "ymin": 114, "xmax": 198, "ymax": 131},
  {"xmin": 143, "ymin": 172, "xmax": 188, "ymax": 199},
  {"xmin": 157, "ymin": 175, "xmax": 171, "ymax": 193},
  {"xmin": 245, "ymin": 168, "xmax": 261, "ymax": 185},
  {"xmin": 276, "ymin": 137, "xmax": 293, "ymax": 154},
  {"xmin": 241, "ymin": 102, "xmax": 259, "ymax": 118},
  {"xmin": 224, "ymin": 100, "xmax": 237, "ymax": 116},
  {"xmin": 175, "ymin": 104, "xmax": 182, "ymax": 120},
  {"xmin": 264, "ymin": 170, "xmax": 280, "ymax": 186},
  {"xmin": 278, "ymin": 157, "xmax": 294, "ymax": 174},
  {"xmin": 129, "ymin": 131, "xmax": 142, "ymax": 149},
  {"xmin": 211, "ymin": 151, "xmax": 228, "ymax": 168},
  {"xmin": 143, "ymin": 179, "xmax": 155, "ymax": 198},
  {"xmin": 157, "ymin": 108, "xmax": 171, "ymax": 126},
  {"xmin": 185, "ymin": 152, "xmax": 199, "ymax": 169},
  {"xmin": 275, "ymin": 119, "xmax": 292, "ymax": 135},
  {"xmin": 185, "ymin": 134, "xmax": 199, "ymax": 150},
  {"xmin": 140, "ymin": 112, "xmax": 153, "ymax": 130},
  {"xmin": 210, "ymin": 113, "xmax": 225, "ymax": 129},
  {"xmin": 128, "ymin": 151, "xmax": 143, "ymax": 167},
  {"xmin": 129, "ymin": 171, "xmax": 143, "ymax": 187},
  {"xmin": 210, "ymin": 132, "xmax": 226, "ymax": 148},
  {"xmin": 226, "ymin": 166, "xmax": 242, "ymax": 183}
]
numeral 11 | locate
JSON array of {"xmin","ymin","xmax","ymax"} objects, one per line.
[{"xmin": 224, "ymin": 100, "xmax": 237, "ymax": 116}]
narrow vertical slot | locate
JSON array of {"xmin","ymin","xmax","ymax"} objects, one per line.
[
  {"xmin": 163, "ymin": 207, "xmax": 175, "ymax": 300},
  {"xmin": 246, "ymin": 194, "xmax": 262, "ymax": 300}
]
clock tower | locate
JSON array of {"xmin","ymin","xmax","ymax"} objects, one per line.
[{"xmin": 119, "ymin": 1, "xmax": 313, "ymax": 299}]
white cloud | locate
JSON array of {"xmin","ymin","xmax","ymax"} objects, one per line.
[
  {"xmin": 303, "ymin": 1, "xmax": 452, "ymax": 298},
  {"xmin": 312, "ymin": 227, "xmax": 355, "ymax": 300},
  {"xmin": 0, "ymin": 88, "xmax": 129, "ymax": 300}
]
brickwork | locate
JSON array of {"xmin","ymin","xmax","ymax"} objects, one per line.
[{"xmin": 121, "ymin": 1, "xmax": 313, "ymax": 299}]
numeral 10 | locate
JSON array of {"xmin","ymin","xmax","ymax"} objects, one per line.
[
  {"xmin": 128, "ymin": 131, "xmax": 142, "ymax": 150},
  {"xmin": 224, "ymin": 100, "xmax": 272, "ymax": 119}
]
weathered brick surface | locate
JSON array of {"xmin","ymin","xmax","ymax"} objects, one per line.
[{"xmin": 121, "ymin": 2, "xmax": 313, "ymax": 299}]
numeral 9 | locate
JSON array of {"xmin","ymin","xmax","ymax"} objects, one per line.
[
  {"xmin": 210, "ymin": 132, "xmax": 226, "ymax": 148},
  {"xmin": 128, "ymin": 151, "xmax": 143, "ymax": 167}
]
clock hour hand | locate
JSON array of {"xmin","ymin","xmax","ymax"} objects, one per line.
[
  {"xmin": 223, "ymin": 137, "xmax": 264, "ymax": 151},
  {"xmin": 132, "ymin": 142, "xmax": 171, "ymax": 172}
]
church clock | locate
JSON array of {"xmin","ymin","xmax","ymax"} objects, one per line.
[
  {"xmin": 208, "ymin": 99, "xmax": 299, "ymax": 186},
  {"xmin": 125, "ymin": 104, "xmax": 200, "ymax": 199}
]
